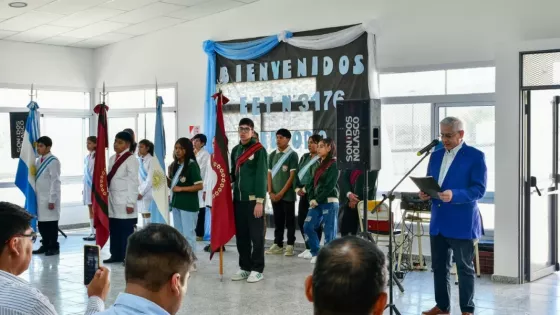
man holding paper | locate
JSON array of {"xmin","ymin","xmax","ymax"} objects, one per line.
[{"xmin": 419, "ymin": 117, "xmax": 487, "ymax": 315}]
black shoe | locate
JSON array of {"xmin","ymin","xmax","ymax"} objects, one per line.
[
  {"xmin": 204, "ymin": 245, "xmax": 225, "ymax": 253},
  {"xmin": 83, "ymin": 235, "xmax": 96, "ymax": 241},
  {"xmin": 45, "ymin": 249, "xmax": 59, "ymax": 256},
  {"xmin": 33, "ymin": 246, "xmax": 47, "ymax": 255},
  {"xmin": 103, "ymin": 257, "xmax": 123, "ymax": 264}
]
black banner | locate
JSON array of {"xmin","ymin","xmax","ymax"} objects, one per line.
[
  {"xmin": 10, "ymin": 112, "xmax": 28, "ymax": 159},
  {"xmin": 216, "ymin": 25, "xmax": 369, "ymax": 139}
]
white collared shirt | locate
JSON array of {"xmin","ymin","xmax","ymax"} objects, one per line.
[
  {"xmin": 195, "ymin": 147, "xmax": 210, "ymax": 207},
  {"xmin": 438, "ymin": 141, "xmax": 464, "ymax": 186}
]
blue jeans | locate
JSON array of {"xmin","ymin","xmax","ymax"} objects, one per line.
[
  {"xmin": 203, "ymin": 207, "xmax": 211, "ymax": 241},
  {"xmin": 303, "ymin": 202, "xmax": 339, "ymax": 256},
  {"xmin": 172, "ymin": 208, "xmax": 198, "ymax": 251}
]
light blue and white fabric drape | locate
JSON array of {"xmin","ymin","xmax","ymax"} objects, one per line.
[
  {"xmin": 150, "ymin": 96, "xmax": 169, "ymax": 224},
  {"xmin": 14, "ymin": 101, "xmax": 40, "ymax": 230},
  {"xmin": 202, "ymin": 21, "xmax": 379, "ymax": 147},
  {"xmin": 202, "ymin": 32, "xmax": 292, "ymax": 153},
  {"xmin": 84, "ymin": 155, "xmax": 93, "ymax": 188}
]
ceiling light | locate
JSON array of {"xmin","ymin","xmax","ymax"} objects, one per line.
[{"xmin": 9, "ymin": 2, "xmax": 27, "ymax": 8}]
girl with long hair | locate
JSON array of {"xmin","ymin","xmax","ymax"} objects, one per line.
[
  {"xmin": 303, "ymin": 137, "xmax": 340, "ymax": 264},
  {"xmin": 137, "ymin": 139, "xmax": 155, "ymax": 227},
  {"xmin": 168, "ymin": 138, "xmax": 204, "ymax": 258},
  {"xmin": 83, "ymin": 136, "xmax": 97, "ymax": 241}
]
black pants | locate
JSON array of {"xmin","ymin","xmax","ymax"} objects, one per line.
[
  {"xmin": 38, "ymin": 220, "xmax": 59, "ymax": 250},
  {"xmin": 109, "ymin": 218, "xmax": 136, "ymax": 262},
  {"xmin": 195, "ymin": 207, "xmax": 206, "ymax": 237},
  {"xmin": 272, "ymin": 199, "xmax": 296, "ymax": 247},
  {"xmin": 340, "ymin": 205, "xmax": 359, "ymax": 236},
  {"xmin": 234, "ymin": 200, "xmax": 265, "ymax": 273},
  {"xmin": 298, "ymin": 194, "xmax": 322, "ymax": 249},
  {"xmin": 431, "ymin": 234, "xmax": 476, "ymax": 313}
]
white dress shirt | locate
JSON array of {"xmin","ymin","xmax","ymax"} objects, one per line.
[
  {"xmin": 137, "ymin": 154, "xmax": 154, "ymax": 214},
  {"xmin": 35, "ymin": 153, "xmax": 61, "ymax": 222},
  {"xmin": 108, "ymin": 153, "xmax": 140, "ymax": 219},
  {"xmin": 204, "ymin": 155, "xmax": 217, "ymax": 208},
  {"xmin": 195, "ymin": 147, "xmax": 210, "ymax": 208},
  {"xmin": 0, "ymin": 270, "xmax": 104, "ymax": 315},
  {"xmin": 438, "ymin": 141, "xmax": 464, "ymax": 186}
]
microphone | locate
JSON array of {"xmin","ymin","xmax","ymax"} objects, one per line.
[{"xmin": 416, "ymin": 139, "xmax": 440, "ymax": 156}]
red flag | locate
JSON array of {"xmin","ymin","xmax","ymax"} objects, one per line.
[
  {"xmin": 210, "ymin": 92, "xmax": 236, "ymax": 258},
  {"xmin": 92, "ymin": 104, "xmax": 110, "ymax": 248}
]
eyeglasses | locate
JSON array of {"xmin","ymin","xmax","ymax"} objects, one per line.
[
  {"xmin": 5, "ymin": 232, "xmax": 37, "ymax": 244},
  {"xmin": 439, "ymin": 132, "xmax": 458, "ymax": 139},
  {"xmin": 238, "ymin": 127, "xmax": 252, "ymax": 134}
]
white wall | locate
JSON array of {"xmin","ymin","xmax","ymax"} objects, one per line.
[{"xmin": 0, "ymin": 40, "xmax": 94, "ymax": 89}]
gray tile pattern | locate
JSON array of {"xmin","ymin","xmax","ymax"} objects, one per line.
[{"xmin": 21, "ymin": 229, "xmax": 560, "ymax": 315}]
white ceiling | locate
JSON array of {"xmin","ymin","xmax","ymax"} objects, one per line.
[{"xmin": 0, "ymin": 0, "xmax": 258, "ymax": 48}]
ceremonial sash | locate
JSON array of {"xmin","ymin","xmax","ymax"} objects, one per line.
[
  {"xmin": 138, "ymin": 157, "xmax": 148, "ymax": 182},
  {"xmin": 298, "ymin": 155, "xmax": 320, "ymax": 181},
  {"xmin": 350, "ymin": 170, "xmax": 363, "ymax": 186},
  {"xmin": 107, "ymin": 152, "xmax": 133, "ymax": 187},
  {"xmin": 235, "ymin": 142, "xmax": 263, "ymax": 173},
  {"xmin": 36, "ymin": 156, "xmax": 57, "ymax": 180},
  {"xmin": 169, "ymin": 163, "xmax": 184, "ymax": 204},
  {"xmin": 271, "ymin": 148, "xmax": 293, "ymax": 178},
  {"xmin": 84, "ymin": 155, "xmax": 93, "ymax": 188},
  {"xmin": 313, "ymin": 158, "xmax": 337, "ymax": 187}
]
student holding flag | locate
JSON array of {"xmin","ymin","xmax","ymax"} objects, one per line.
[
  {"xmin": 83, "ymin": 136, "xmax": 96, "ymax": 241},
  {"xmin": 295, "ymin": 134, "xmax": 323, "ymax": 259},
  {"xmin": 265, "ymin": 129, "xmax": 298, "ymax": 257},
  {"xmin": 32, "ymin": 136, "xmax": 61, "ymax": 256},
  {"xmin": 137, "ymin": 139, "xmax": 155, "ymax": 227}
]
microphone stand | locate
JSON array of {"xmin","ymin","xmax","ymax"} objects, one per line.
[{"xmin": 370, "ymin": 150, "xmax": 432, "ymax": 315}]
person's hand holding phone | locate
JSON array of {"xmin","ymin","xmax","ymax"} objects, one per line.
[{"xmin": 87, "ymin": 266, "xmax": 111, "ymax": 301}]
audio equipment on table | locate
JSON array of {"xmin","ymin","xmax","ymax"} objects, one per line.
[{"xmin": 400, "ymin": 192, "xmax": 431, "ymax": 211}]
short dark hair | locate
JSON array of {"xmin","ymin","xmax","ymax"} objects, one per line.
[
  {"xmin": 253, "ymin": 132, "xmax": 259, "ymax": 139},
  {"xmin": 309, "ymin": 134, "xmax": 323, "ymax": 143},
  {"xmin": 312, "ymin": 236, "xmax": 386, "ymax": 315},
  {"xmin": 192, "ymin": 134, "xmax": 207, "ymax": 146},
  {"xmin": 0, "ymin": 202, "xmax": 33, "ymax": 253},
  {"xmin": 87, "ymin": 136, "xmax": 97, "ymax": 144},
  {"xmin": 139, "ymin": 139, "xmax": 154, "ymax": 156},
  {"xmin": 115, "ymin": 131, "xmax": 133, "ymax": 144},
  {"xmin": 37, "ymin": 136, "xmax": 52, "ymax": 147},
  {"xmin": 239, "ymin": 118, "xmax": 254, "ymax": 129},
  {"xmin": 276, "ymin": 128, "xmax": 291, "ymax": 139},
  {"xmin": 125, "ymin": 224, "xmax": 195, "ymax": 292}
]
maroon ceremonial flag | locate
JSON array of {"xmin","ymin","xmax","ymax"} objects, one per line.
[
  {"xmin": 210, "ymin": 92, "xmax": 236, "ymax": 258},
  {"xmin": 92, "ymin": 104, "xmax": 110, "ymax": 248}
]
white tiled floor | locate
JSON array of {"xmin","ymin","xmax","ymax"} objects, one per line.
[{"xmin": 21, "ymin": 228, "xmax": 560, "ymax": 315}]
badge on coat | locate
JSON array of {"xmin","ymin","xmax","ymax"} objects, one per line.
[
  {"xmin": 282, "ymin": 165, "xmax": 288, "ymax": 172},
  {"xmin": 180, "ymin": 176, "xmax": 186, "ymax": 183},
  {"xmin": 248, "ymin": 154, "xmax": 255, "ymax": 160}
]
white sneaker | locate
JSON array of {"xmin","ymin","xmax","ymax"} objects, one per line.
[
  {"xmin": 231, "ymin": 270, "xmax": 250, "ymax": 281},
  {"xmin": 303, "ymin": 251, "xmax": 313, "ymax": 259},
  {"xmin": 298, "ymin": 249, "xmax": 310, "ymax": 258},
  {"xmin": 310, "ymin": 256, "xmax": 317, "ymax": 264},
  {"xmin": 247, "ymin": 271, "xmax": 264, "ymax": 283}
]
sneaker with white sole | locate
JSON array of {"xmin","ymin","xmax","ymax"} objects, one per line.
[
  {"xmin": 247, "ymin": 271, "xmax": 264, "ymax": 283},
  {"xmin": 231, "ymin": 270, "xmax": 250, "ymax": 281},
  {"xmin": 310, "ymin": 256, "xmax": 317, "ymax": 264},
  {"xmin": 265, "ymin": 244, "xmax": 283, "ymax": 255},
  {"xmin": 303, "ymin": 251, "xmax": 313, "ymax": 259},
  {"xmin": 298, "ymin": 249, "xmax": 310, "ymax": 258},
  {"xmin": 284, "ymin": 245, "xmax": 294, "ymax": 256}
]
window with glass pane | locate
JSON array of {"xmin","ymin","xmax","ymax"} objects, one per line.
[
  {"xmin": 144, "ymin": 112, "xmax": 177, "ymax": 166},
  {"xmin": 145, "ymin": 88, "xmax": 176, "ymax": 108},
  {"xmin": 380, "ymin": 71, "xmax": 445, "ymax": 97},
  {"xmin": 36, "ymin": 90, "xmax": 89, "ymax": 109},
  {"xmin": 0, "ymin": 113, "xmax": 20, "ymax": 183},
  {"xmin": 381, "ymin": 104, "xmax": 432, "ymax": 192},
  {"xmin": 107, "ymin": 90, "xmax": 145, "ymax": 109},
  {"xmin": 437, "ymin": 105, "xmax": 495, "ymax": 229},
  {"xmin": 0, "ymin": 88, "xmax": 31, "ymax": 107},
  {"xmin": 446, "ymin": 67, "xmax": 495, "ymax": 94},
  {"xmin": 108, "ymin": 117, "xmax": 137, "ymax": 155}
]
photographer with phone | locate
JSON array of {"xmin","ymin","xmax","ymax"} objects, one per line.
[{"xmin": 0, "ymin": 202, "xmax": 110, "ymax": 315}]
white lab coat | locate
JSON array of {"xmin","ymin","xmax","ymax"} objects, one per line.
[
  {"xmin": 35, "ymin": 153, "xmax": 61, "ymax": 222},
  {"xmin": 83, "ymin": 152, "xmax": 95, "ymax": 205},
  {"xmin": 204, "ymin": 155, "xmax": 217, "ymax": 208},
  {"xmin": 196, "ymin": 147, "xmax": 210, "ymax": 208},
  {"xmin": 137, "ymin": 154, "xmax": 154, "ymax": 214},
  {"xmin": 108, "ymin": 153, "xmax": 139, "ymax": 219}
]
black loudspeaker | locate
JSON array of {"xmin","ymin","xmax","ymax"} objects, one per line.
[{"xmin": 336, "ymin": 99, "xmax": 381, "ymax": 171}]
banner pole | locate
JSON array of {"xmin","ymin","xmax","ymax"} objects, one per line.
[{"xmin": 219, "ymin": 246, "xmax": 224, "ymax": 281}]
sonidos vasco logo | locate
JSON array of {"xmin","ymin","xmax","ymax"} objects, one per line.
[{"xmin": 345, "ymin": 116, "xmax": 360, "ymax": 162}]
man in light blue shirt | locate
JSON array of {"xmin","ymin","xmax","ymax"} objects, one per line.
[{"xmin": 96, "ymin": 223, "xmax": 195, "ymax": 315}]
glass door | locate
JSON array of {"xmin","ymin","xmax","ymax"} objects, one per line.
[{"xmin": 524, "ymin": 90, "xmax": 560, "ymax": 281}]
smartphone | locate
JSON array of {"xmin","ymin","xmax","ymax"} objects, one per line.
[{"xmin": 84, "ymin": 244, "xmax": 100, "ymax": 285}]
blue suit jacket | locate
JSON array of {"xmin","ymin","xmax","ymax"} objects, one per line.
[{"xmin": 427, "ymin": 143, "xmax": 487, "ymax": 240}]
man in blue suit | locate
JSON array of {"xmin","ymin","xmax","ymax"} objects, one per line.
[{"xmin": 420, "ymin": 117, "xmax": 487, "ymax": 315}]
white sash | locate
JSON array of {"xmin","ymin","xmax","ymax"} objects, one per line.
[
  {"xmin": 169, "ymin": 163, "xmax": 184, "ymax": 204},
  {"xmin": 297, "ymin": 155, "xmax": 320, "ymax": 181},
  {"xmin": 36, "ymin": 156, "xmax": 57, "ymax": 180},
  {"xmin": 271, "ymin": 148, "xmax": 293, "ymax": 178}
]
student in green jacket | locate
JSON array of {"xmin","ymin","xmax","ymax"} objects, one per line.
[
  {"xmin": 230, "ymin": 118, "xmax": 268, "ymax": 283},
  {"xmin": 303, "ymin": 138, "xmax": 339, "ymax": 264},
  {"xmin": 295, "ymin": 134, "xmax": 323, "ymax": 260},
  {"xmin": 266, "ymin": 129, "xmax": 299, "ymax": 257},
  {"xmin": 339, "ymin": 170, "xmax": 378, "ymax": 236},
  {"xmin": 169, "ymin": 138, "xmax": 203, "ymax": 256}
]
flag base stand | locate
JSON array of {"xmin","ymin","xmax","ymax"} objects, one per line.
[
  {"xmin": 219, "ymin": 246, "xmax": 224, "ymax": 282},
  {"xmin": 58, "ymin": 228, "xmax": 67, "ymax": 238}
]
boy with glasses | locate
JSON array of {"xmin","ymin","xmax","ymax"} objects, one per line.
[{"xmin": 230, "ymin": 118, "xmax": 267, "ymax": 283}]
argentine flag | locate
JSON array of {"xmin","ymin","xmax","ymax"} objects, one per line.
[
  {"xmin": 15, "ymin": 101, "xmax": 40, "ymax": 230},
  {"xmin": 149, "ymin": 96, "xmax": 169, "ymax": 224}
]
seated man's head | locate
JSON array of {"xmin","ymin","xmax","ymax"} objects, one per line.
[
  {"xmin": 125, "ymin": 224, "xmax": 195, "ymax": 315},
  {"xmin": 0, "ymin": 202, "xmax": 36, "ymax": 275},
  {"xmin": 305, "ymin": 236, "xmax": 387, "ymax": 315}
]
